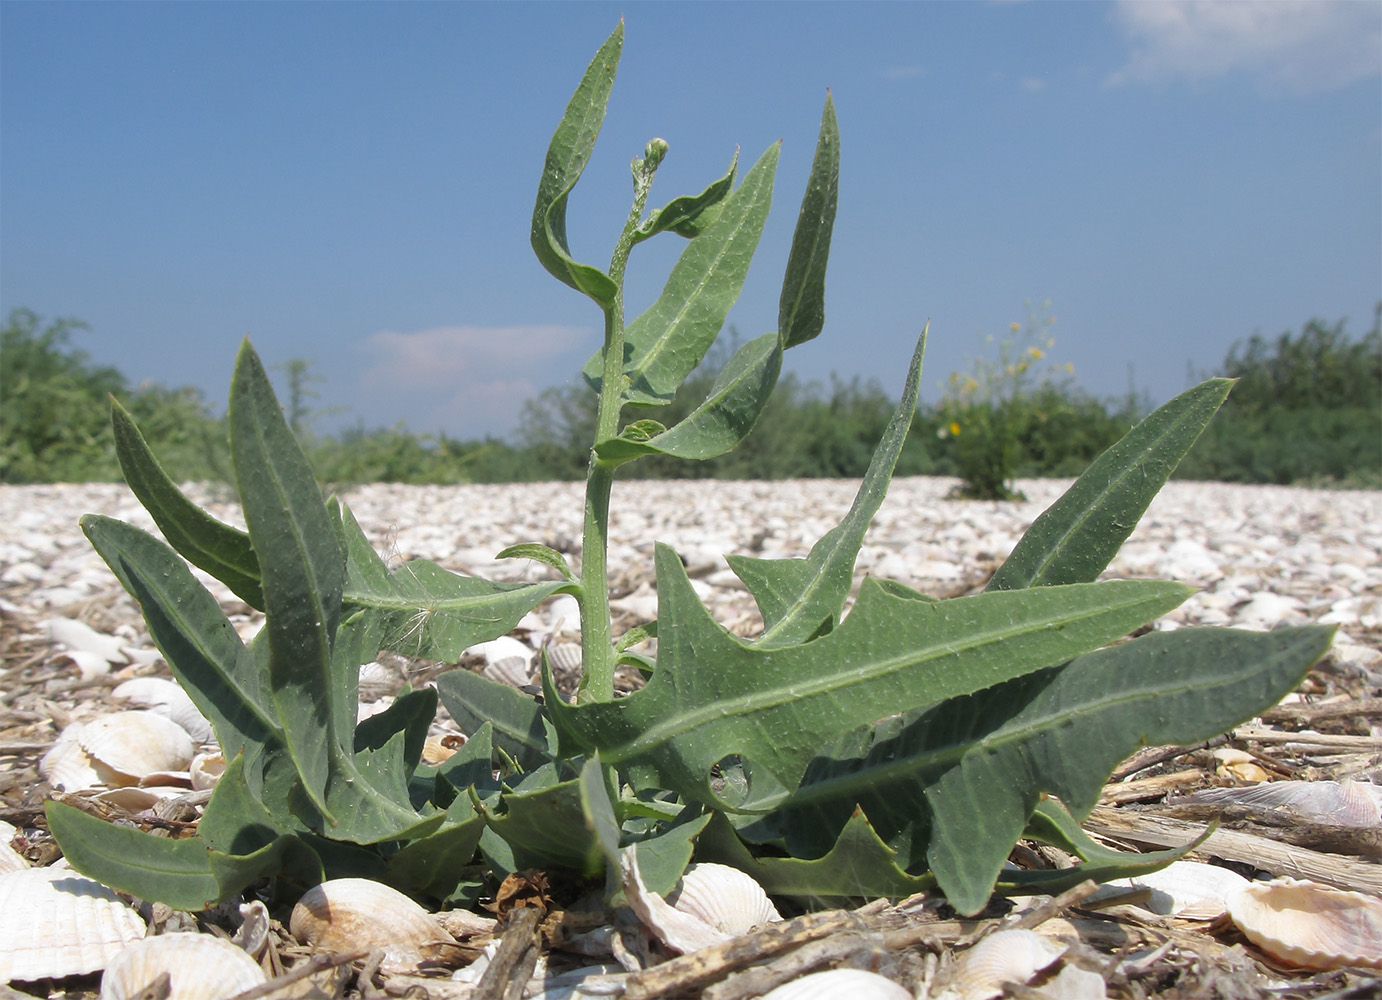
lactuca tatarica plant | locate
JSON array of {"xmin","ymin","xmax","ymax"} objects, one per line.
[{"xmin": 48, "ymin": 21, "xmax": 1334, "ymax": 917}]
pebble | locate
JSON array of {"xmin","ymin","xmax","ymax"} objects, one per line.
[{"xmin": 1, "ymin": 478, "xmax": 1379, "ymax": 669}]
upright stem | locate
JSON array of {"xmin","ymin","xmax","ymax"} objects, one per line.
[{"xmin": 577, "ymin": 146, "xmax": 661, "ymax": 704}]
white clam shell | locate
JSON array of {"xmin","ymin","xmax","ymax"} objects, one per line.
[
  {"xmin": 44, "ymin": 617, "xmax": 127, "ymax": 666},
  {"xmin": 39, "ymin": 723, "xmax": 103, "ymax": 792},
  {"xmin": 0, "ymin": 867, "xmax": 147, "ymax": 983},
  {"xmin": 79, "ymin": 711, "xmax": 196, "ymax": 786},
  {"xmin": 953, "ymin": 928, "xmax": 1068, "ymax": 1000},
  {"xmin": 1101, "ymin": 860, "xmax": 1251, "ymax": 920},
  {"xmin": 290, "ymin": 878, "xmax": 457, "ymax": 971},
  {"xmin": 99, "ymin": 933, "xmax": 265, "ymax": 999},
  {"xmin": 759, "ymin": 968, "xmax": 912, "ymax": 999},
  {"xmin": 665, "ymin": 862, "xmax": 781, "ymax": 936},
  {"xmin": 1227, "ymin": 877, "xmax": 1382, "ymax": 970},
  {"xmin": 189, "ymin": 751, "xmax": 227, "ymax": 791},
  {"xmin": 0, "ymin": 822, "xmax": 28, "ymax": 873},
  {"xmin": 112, "ymin": 677, "xmax": 214, "ymax": 743}
]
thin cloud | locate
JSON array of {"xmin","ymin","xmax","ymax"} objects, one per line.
[
  {"xmin": 882, "ymin": 65, "xmax": 924, "ymax": 81},
  {"xmin": 1019, "ymin": 76, "xmax": 1047, "ymax": 91},
  {"xmin": 1108, "ymin": 0, "xmax": 1382, "ymax": 94},
  {"xmin": 355, "ymin": 324, "xmax": 589, "ymax": 436}
]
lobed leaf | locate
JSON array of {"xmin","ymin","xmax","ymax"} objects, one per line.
[
  {"xmin": 593, "ymin": 331, "xmax": 782, "ymax": 464},
  {"xmin": 726, "ymin": 326, "xmax": 927, "ymax": 647},
  {"xmin": 80, "ymin": 515, "xmax": 279, "ymax": 768},
  {"xmin": 435, "ymin": 668, "xmax": 555, "ymax": 772},
  {"xmin": 475, "ymin": 764, "xmax": 606, "ymax": 876},
  {"xmin": 110, "ymin": 398, "xmax": 263, "ymax": 609},
  {"xmin": 545, "ymin": 542, "xmax": 1191, "ymax": 811},
  {"xmin": 988, "ymin": 379, "xmax": 1235, "ymax": 591},
  {"xmin": 584, "ymin": 142, "xmax": 781, "ymax": 404},
  {"xmin": 530, "ymin": 21, "xmax": 622, "ymax": 306},
  {"xmin": 768, "ymin": 625, "xmax": 1331, "ymax": 915},
  {"xmin": 778, "ymin": 92, "xmax": 839, "ymax": 350}
]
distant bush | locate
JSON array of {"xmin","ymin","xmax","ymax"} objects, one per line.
[{"xmin": 1177, "ymin": 311, "xmax": 1381, "ymax": 486}]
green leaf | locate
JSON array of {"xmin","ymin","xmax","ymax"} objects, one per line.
[
  {"xmin": 726, "ymin": 326, "xmax": 927, "ymax": 647},
  {"xmin": 779, "ymin": 92, "xmax": 839, "ymax": 350},
  {"xmin": 988, "ymin": 379, "xmax": 1235, "ymax": 591},
  {"xmin": 585, "ymin": 142, "xmax": 781, "ymax": 404},
  {"xmin": 80, "ymin": 515, "xmax": 280, "ymax": 766},
  {"xmin": 477, "ymin": 765, "xmax": 606, "ymax": 876},
  {"xmin": 770, "ymin": 625, "xmax": 1332, "ymax": 915},
  {"xmin": 386, "ymin": 808, "xmax": 486, "ymax": 901},
  {"xmin": 545, "ymin": 542, "xmax": 1192, "ymax": 812},
  {"xmin": 530, "ymin": 21, "xmax": 622, "ymax": 306},
  {"xmin": 229, "ymin": 339, "xmax": 344, "ymax": 820},
  {"xmin": 110, "ymin": 398, "xmax": 263, "ymax": 609},
  {"xmin": 45, "ymin": 800, "xmax": 320, "ymax": 911},
  {"xmin": 435, "ymin": 668, "xmax": 555, "ymax": 772},
  {"xmin": 339, "ymin": 501, "xmax": 570, "ymax": 661},
  {"xmin": 495, "ymin": 542, "xmax": 577, "ymax": 582},
  {"xmin": 354, "ymin": 686, "xmax": 437, "ymax": 773},
  {"xmin": 635, "ymin": 151, "xmax": 738, "ymax": 241},
  {"xmin": 593, "ymin": 331, "xmax": 782, "ymax": 464}
]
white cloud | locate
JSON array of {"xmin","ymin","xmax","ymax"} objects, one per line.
[
  {"xmin": 1019, "ymin": 76, "xmax": 1047, "ymax": 92},
  {"xmin": 355, "ymin": 324, "xmax": 590, "ymax": 436},
  {"xmin": 1108, "ymin": 0, "xmax": 1382, "ymax": 93}
]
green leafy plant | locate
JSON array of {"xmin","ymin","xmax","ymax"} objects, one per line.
[
  {"xmin": 47, "ymin": 22, "xmax": 1334, "ymax": 918},
  {"xmin": 937, "ymin": 301, "xmax": 1074, "ymax": 501}
]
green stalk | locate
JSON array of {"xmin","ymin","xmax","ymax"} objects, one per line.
[{"xmin": 577, "ymin": 141, "xmax": 665, "ymax": 704}]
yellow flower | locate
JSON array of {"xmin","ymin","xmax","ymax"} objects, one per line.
[
  {"xmin": 949, "ymin": 421, "xmax": 962, "ymax": 436},
  {"xmin": 1009, "ymin": 322, "xmax": 1020, "ymax": 333},
  {"xmin": 1027, "ymin": 346, "xmax": 1044, "ymax": 360}
]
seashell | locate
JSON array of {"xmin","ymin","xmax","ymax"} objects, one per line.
[
  {"xmin": 953, "ymin": 928, "xmax": 1068, "ymax": 1000},
  {"xmin": 1226, "ymin": 877, "xmax": 1382, "ymax": 970},
  {"xmin": 620, "ymin": 850, "xmax": 732, "ymax": 955},
  {"xmin": 758, "ymin": 968, "xmax": 912, "ymax": 999},
  {"xmin": 39, "ymin": 723, "xmax": 103, "ymax": 792},
  {"xmin": 0, "ymin": 822, "xmax": 29, "ymax": 873},
  {"xmin": 44, "ymin": 617, "xmax": 127, "ymax": 666},
  {"xmin": 1100, "ymin": 860, "xmax": 1250, "ymax": 920},
  {"xmin": 189, "ymin": 751, "xmax": 226, "ymax": 791},
  {"xmin": 483, "ymin": 655, "xmax": 532, "ymax": 687},
  {"xmin": 469, "ymin": 635, "xmax": 534, "ymax": 667},
  {"xmin": 290, "ymin": 878, "xmax": 458, "ymax": 971},
  {"xmin": 1177, "ymin": 780, "xmax": 1382, "ymax": 829},
  {"xmin": 1033, "ymin": 964, "xmax": 1107, "ymax": 999},
  {"xmin": 665, "ymin": 863, "xmax": 781, "ymax": 936},
  {"xmin": 545, "ymin": 594, "xmax": 582, "ymax": 632},
  {"xmin": 99, "ymin": 933, "xmax": 265, "ymax": 999},
  {"xmin": 420, "ymin": 734, "xmax": 464, "ymax": 766},
  {"xmin": 93, "ymin": 785, "xmax": 188, "ymax": 812},
  {"xmin": 78, "ymin": 711, "xmax": 196, "ymax": 786},
  {"xmin": 546, "ymin": 642, "xmax": 582, "ymax": 673},
  {"xmin": 0, "ymin": 866, "xmax": 147, "ymax": 983},
  {"xmin": 232, "ymin": 900, "xmax": 271, "ymax": 960},
  {"xmin": 112, "ymin": 677, "xmax": 214, "ymax": 743},
  {"xmin": 1212, "ymin": 748, "xmax": 1272, "ymax": 783}
]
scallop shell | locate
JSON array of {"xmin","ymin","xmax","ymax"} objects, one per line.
[
  {"xmin": 759, "ymin": 969, "xmax": 912, "ymax": 999},
  {"xmin": 0, "ymin": 867, "xmax": 147, "ymax": 983},
  {"xmin": 1226, "ymin": 877, "xmax": 1382, "ymax": 970},
  {"xmin": 99, "ymin": 933, "xmax": 265, "ymax": 999},
  {"xmin": 1178, "ymin": 780, "xmax": 1382, "ymax": 828},
  {"xmin": 290, "ymin": 878, "xmax": 457, "ymax": 971},
  {"xmin": 953, "ymin": 928, "xmax": 1068, "ymax": 1000},
  {"xmin": 421, "ymin": 734, "xmax": 465, "ymax": 765},
  {"xmin": 39, "ymin": 723, "xmax": 102, "ymax": 792},
  {"xmin": 546, "ymin": 642, "xmax": 583, "ymax": 672},
  {"xmin": 0, "ymin": 822, "xmax": 28, "ymax": 873},
  {"xmin": 112, "ymin": 677, "xmax": 214, "ymax": 743},
  {"xmin": 78, "ymin": 711, "xmax": 196, "ymax": 786},
  {"xmin": 665, "ymin": 863, "xmax": 781, "ymax": 935}
]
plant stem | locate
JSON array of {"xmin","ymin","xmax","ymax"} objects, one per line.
[{"xmin": 576, "ymin": 152, "xmax": 659, "ymax": 704}]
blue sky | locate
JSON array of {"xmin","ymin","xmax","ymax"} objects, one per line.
[{"xmin": 3, "ymin": 1, "xmax": 1379, "ymax": 440}]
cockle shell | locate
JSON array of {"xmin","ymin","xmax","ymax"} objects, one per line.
[
  {"xmin": 421, "ymin": 734, "xmax": 465, "ymax": 765},
  {"xmin": 758, "ymin": 969, "xmax": 912, "ymax": 999},
  {"xmin": 99, "ymin": 933, "xmax": 266, "ymax": 999},
  {"xmin": 78, "ymin": 711, "xmax": 196, "ymax": 786},
  {"xmin": 952, "ymin": 928, "xmax": 1068, "ymax": 1000},
  {"xmin": 112, "ymin": 677, "xmax": 214, "ymax": 743},
  {"xmin": 39, "ymin": 722, "xmax": 103, "ymax": 792},
  {"xmin": 1177, "ymin": 780, "xmax": 1382, "ymax": 828},
  {"xmin": 0, "ymin": 822, "xmax": 28, "ymax": 873},
  {"xmin": 665, "ymin": 862, "xmax": 782, "ymax": 935},
  {"xmin": 1226, "ymin": 877, "xmax": 1382, "ymax": 970},
  {"xmin": 1100, "ymin": 860, "xmax": 1251, "ymax": 920},
  {"xmin": 0, "ymin": 866, "xmax": 147, "ymax": 983},
  {"xmin": 290, "ymin": 878, "xmax": 458, "ymax": 971}
]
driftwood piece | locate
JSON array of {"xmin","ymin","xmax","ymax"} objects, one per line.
[{"xmin": 1084, "ymin": 805, "xmax": 1382, "ymax": 894}]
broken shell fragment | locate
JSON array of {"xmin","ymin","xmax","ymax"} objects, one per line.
[
  {"xmin": 189, "ymin": 751, "xmax": 226, "ymax": 791},
  {"xmin": 759, "ymin": 968, "xmax": 912, "ymax": 999},
  {"xmin": 0, "ymin": 822, "xmax": 28, "ymax": 873},
  {"xmin": 290, "ymin": 878, "xmax": 458, "ymax": 971},
  {"xmin": 0, "ymin": 866, "xmax": 147, "ymax": 983},
  {"xmin": 953, "ymin": 928, "xmax": 1068, "ymax": 1000},
  {"xmin": 665, "ymin": 862, "xmax": 781, "ymax": 936},
  {"xmin": 99, "ymin": 933, "xmax": 266, "ymax": 999},
  {"xmin": 1226, "ymin": 877, "xmax": 1382, "ymax": 970}
]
